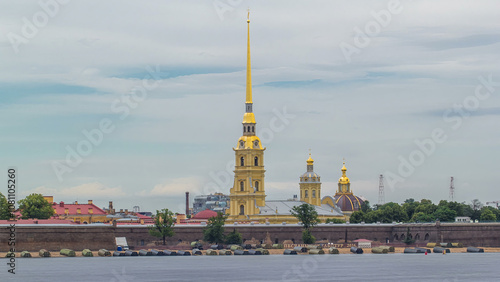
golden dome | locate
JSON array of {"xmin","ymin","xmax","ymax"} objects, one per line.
[
  {"xmin": 338, "ymin": 161, "xmax": 349, "ymax": 184},
  {"xmin": 306, "ymin": 153, "xmax": 314, "ymax": 165}
]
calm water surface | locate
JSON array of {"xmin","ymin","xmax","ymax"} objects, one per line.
[{"xmin": 2, "ymin": 253, "xmax": 499, "ymax": 281}]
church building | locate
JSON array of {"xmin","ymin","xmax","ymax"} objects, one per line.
[{"xmin": 226, "ymin": 14, "xmax": 348, "ymax": 224}]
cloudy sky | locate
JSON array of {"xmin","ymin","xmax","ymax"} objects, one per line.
[{"xmin": 1, "ymin": 0, "xmax": 499, "ymax": 213}]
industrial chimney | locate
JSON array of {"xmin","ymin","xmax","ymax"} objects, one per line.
[{"xmin": 185, "ymin": 192, "xmax": 190, "ymax": 217}]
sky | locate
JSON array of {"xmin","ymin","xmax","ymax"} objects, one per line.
[{"xmin": 1, "ymin": 0, "xmax": 499, "ymax": 214}]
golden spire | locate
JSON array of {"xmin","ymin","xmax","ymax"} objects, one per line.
[{"xmin": 246, "ymin": 9, "xmax": 252, "ymax": 104}]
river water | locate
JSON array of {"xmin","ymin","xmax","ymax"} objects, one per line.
[{"xmin": 2, "ymin": 253, "xmax": 499, "ymax": 281}]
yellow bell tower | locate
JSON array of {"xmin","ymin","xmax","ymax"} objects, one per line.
[
  {"xmin": 299, "ymin": 153, "xmax": 322, "ymax": 206},
  {"xmin": 228, "ymin": 11, "xmax": 266, "ymax": 220}
]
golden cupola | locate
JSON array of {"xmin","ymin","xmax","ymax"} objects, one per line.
[{"xmin": 333, "ymin": 160, "xmax": 364, "ymax": 214}]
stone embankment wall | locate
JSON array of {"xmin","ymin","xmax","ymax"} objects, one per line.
[{"xmin": 2, "ymin": 223, "xmax": 499, "ymax": 251}]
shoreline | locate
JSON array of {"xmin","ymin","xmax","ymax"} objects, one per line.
[{"xmin": 2, "ymin": 247, "xmax": 500, "ymax": 258}]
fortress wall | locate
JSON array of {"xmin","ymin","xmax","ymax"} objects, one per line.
[
  {"xmin": 3, "ymin": 223, "xmax": 500, "ymax": 251},
  {"xmin": 0, "ymin": 225, "xmax": 116, "ymax": 252},
  {"xmin": 392, "ymin": 223, "xmax": 500, "ymax": 247}
]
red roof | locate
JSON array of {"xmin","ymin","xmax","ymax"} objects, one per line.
[
  {"xmin": 192, "ymin": 209, "xmax": 217, "ymax": 219},
  {"xmin": 353, "ymin": 239, "xmax": 372, "ymax": 242},
  {"xmin": 52, "ymin": 202, "xmax": 107, "ymax": 215}
]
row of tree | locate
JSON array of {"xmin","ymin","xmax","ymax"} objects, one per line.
[
  {"xmin": 148, "ymin": 208, "xmax": 243, "ymax": 245},
  {"xmin": 0, "ymin": 193, "xmax": 54, "ymax": 220},
  {"xmin": 350, "ymin": 199, "xmax": 500, "ymax": 223}
]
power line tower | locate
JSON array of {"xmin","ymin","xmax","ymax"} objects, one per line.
[
  {"xmin": 449, "ymin": 177, "xmax": 455, "ymax": 202},
  {"xmin": 378, "ymin": 174, "xmax": 385, "ymax": 205}
]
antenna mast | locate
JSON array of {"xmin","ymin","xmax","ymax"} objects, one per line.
[
  {"xmin": 449, "ymin": 177, "xmax": 455, "ymax": 201},
  {"xmin": 378, "ymin": 174, "xmax": 385, "ymax": 205}
]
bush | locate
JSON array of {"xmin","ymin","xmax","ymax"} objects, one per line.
[
  {"xmin": 325, "ymin": 218, "xmax": 346, "ymax": 224},
  {"xmin": 225, "ymin": 228, "xmax": 242, "ymax": 245},
  {"xmin": 302, "ymin": 229, "xmax": 316, "ymax": 244}
]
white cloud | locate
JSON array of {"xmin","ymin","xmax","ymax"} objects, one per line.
[
  {"xmin": 23, "ymin": 182, "xmax": 126, "ymax": 199},
  {"xmin": 139, "ymin": 177, "xmax": 202, "ymax": 197}
]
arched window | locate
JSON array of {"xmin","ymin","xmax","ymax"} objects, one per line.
[
  {"xmin": 240, "ymin": 157, "xmax": 244, "ymax": 166},
  {"xmin": 243, "ymin": 126, "xmax": 246, "ymax": 132},
  {"xmin": 240, "ymin": 181, "xmax": 244, "ymax": 191},
  {"xmin": 239, "ymin": 205, "xmax": 244, "ymax": 215},
  {"xmin": 312, "ymin": 190, "xmax": 316, "ymax": 198},
  {"xmin": 254, "ymin": 156, "xmax": 258, "ymax": 166},
  {"xmin": 424, "ymin": 233, "xmax": 429, "ymax": 241},
  {"xmin": 305, "ymin": 190, "xmax": 308, "ymax": 198},
  {"xmin": 247, "ymin": 126, "xmax": 250, "ymax": 132},
  {"xmin": 252, "ymin": 126, "xmax": 254, "ymax": 132},
  {"xmin": 255, "ymin": 181, "xmax": 259, "ymax": 191}
]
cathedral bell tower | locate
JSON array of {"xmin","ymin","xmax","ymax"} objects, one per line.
[
  {"xmin": 228, "ymin": 12, "xmax": 266, "ymax": 220},
  {"xmin": 299, "ymin": 153, "xmax": 321, "ymax": 206}
]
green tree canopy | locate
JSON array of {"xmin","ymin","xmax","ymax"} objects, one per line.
[
  {"xmin": 402, "ymin": 199, "xmax": 419, "ymax": 220},
  {"xmin": 469, "ymin": 199, "xmax": 483, "ymax": 221},
  {"xmin": 148, "ymin": 208, "xmax": 175, "ymax": 245},
  {"xmin": 349, "ymin": 211, "xmax": 364, "ymax": 223},
  {"xmin": 433, "ymin": 206, "xmax": 457, "ymax": 222},
  {"xmin": 18, "ymin": 193, "xmax": 54, "ymax": 219},
  {"xmin": 325, "ymin": 218, "xmax": 346, "ymax": 224},
  {"xmin": 291, "ymin": 203, "xmax": 320, "ymax": 244},
  {"xmin": 410, "ymin": 212, "xmax": 435, "ymax": 222},
  {"xmin": 480, "ymin": 208, "xmax": 496, "ymax": 222},
  {"xmin": 291, "ymin": 203, "xmax": 320, "ymax": 230},
  {"xmin": 0, "ymin": 193, "xmax": 12, "ymax": 220},
  {"xmin": 225, "ymin": 228, "xmax": 242, "ymax": 245},
  {"xmin": 203, "ymin": 212, "xmax": 227, "ymax": 244},
  {"xmin": 361, "ymin": 200, "xmax": 371, "ymax": 213}
]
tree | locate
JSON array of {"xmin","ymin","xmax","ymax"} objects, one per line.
[
  {"xmin": 361, "ymin": 201, "xmax": 371, "ymax": 213},
  {"xmin": 291, "ymin": 204, "xmax": 320, "ymax": 244},
  {"xmin": 203, "ymin": 212, "xmax": 227, "ymax": 244},
  {"xmin": 0, "ymin": 193, "xmax": 12, "ymax": 220},
  {"xmin": 148, "ymin": 208, "xmax": 175, "ymax": 245},
  {"xmin": 18, "ymin": 193, "xmax": 54, "ymax": 219},
  {"xmin": 378, "ymin": 202, "xmax": 408, "ymax": 223},
  {"xmin": 403, "ymin": 227, "xmax": 415, "ymax": 245},
  {"xmin": 225, "ymin": 228, "xmax": 243, "ymax": 244},
  {"xmin": 480, "ymin": 209, "xmax": 496, "ymax": 222},
  {"xmin": 470, "ymin": 199, "xmax": 483, "ymax": 221},
  {"xmin": 433, "ymin": 206, "xmax": 457, "ymax": 222},
  {"xmin": 349, "ymin": 211, "xmax": 364, "ymax": 223},
  {"xmin": 410, "ymin": 212, "xmax": 435, "ymax": 223},
  {"xmin": 325, "ymin": 218, "xmax": 346, "ymax": 224},
  {"xmin": 402, "ymin": 198, "xmax": 419, "ymax": 220}
]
